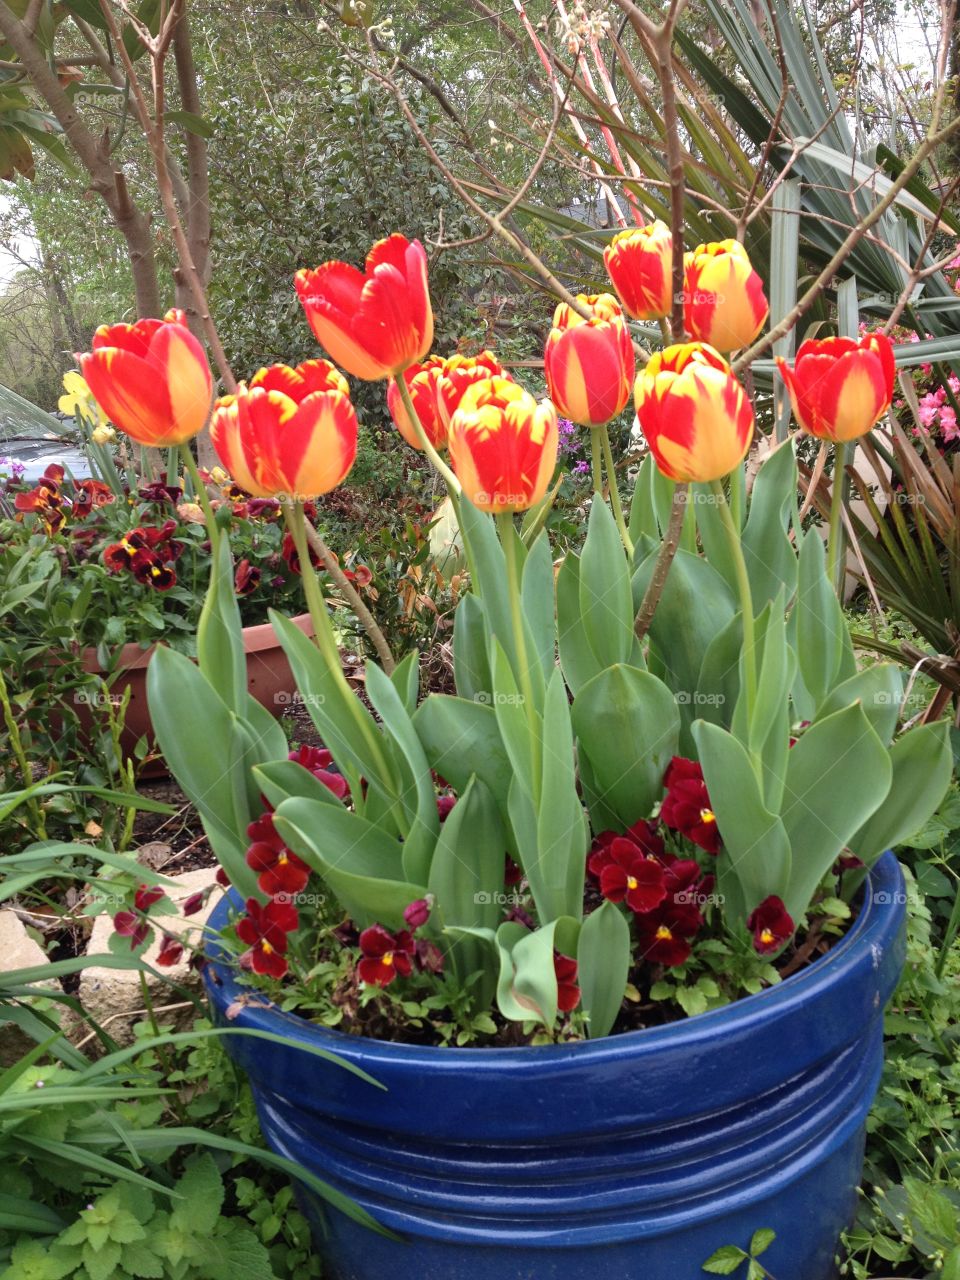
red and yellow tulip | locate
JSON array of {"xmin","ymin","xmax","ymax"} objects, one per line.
[
  {"xmin": 295, "ymin": 234, "xmax": 433, "ymax": 380},
  {"xmin": 386, "ymin": 356, "xmax": 447, "ymax": 450},
  {"xmin": 633, "ymin": 343, "xmax": 754, "ymax": 483},
  {"xmin": 775, "ymin": 333, "xmax": 895, "ymax": 442},
  {"xmin": 436, "ymin": 351, "xmax": 509, "ymax": 427},
  {"xmin": 603, "ymin": 220, "xmax": 673, "ymax": 321},
  {"xmin": 683, "ymin": 240, "xmax": 768, "ymax": 353},
  {"xmin": 78, "ymin": 309, "xmax": 212, "ymax": 448},
  {"xmin": 210, "ymin": 360, "xmax": 357, "ymax": 500},
  {"xmin": 544, "ymin": 293, "xmax": 634, "ymax": 427},
  {"xmin": 447, "ymin": 377, "xmax": 558, "ymax": 513}
]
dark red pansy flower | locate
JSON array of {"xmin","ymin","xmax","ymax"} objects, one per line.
[
  {"xmin": 436, "ymin": 793, "xmax": 457, "ymax": 822},
  {"xmin": 156, "ymin": 933, "xmax": 185, "ymax": 967},
  {"xmin": 281, "ymin": 530, "xmax": 322, "ymax": 575},
  {"xmin": 504, "ymin": 854, "xmax": 523, "ymax": 886},
  {"xmin": 747, "ymin": 896, "xmax": 795, "ymax": 955},
  {"xmin": 134, "ymin": 884, "xmax": 165, "ymax": 912},
  {"xmin": 215, "ymin": 866, "xmax": 231, "ymax": 888},
  {"xmin": 588, "ymin": 819, "xmax": 665, "ymax": 880},
  {"xmin": 288, "ymin": 744, "xmax": 349, "ymax": 800},
  {"xmin": 113, "ymin": 910, "xmax": 150, "ymax": 949},
  {"xmin": 598, "ymin": 838, "xmax": 667, "ymax": 914},
  {"xmin": 246, "ymin": 497, "xmax": 281, "ymax": 520},
  {"xmin": 14, "ymin": 467, "xmax": 67, "ymax": 533},
  {"xmin": 236, "ymin": 896, "xmax": 299, "ymax": 978},
  {"xmin": 72, "ymin": 478, "xmax": 114, "ymax": 518},
  {"xmin": 245, "ymin": 812, "xmax": 311, "ymax": 897},
  {"xmin": 635, "ymin": 887, "xmax": 705, "ymax": 967},
  {"xmin": 332, "ymin": 918, "xmax": 360, "ymax": 947},
  {"xmin": 137, "ymin": 479, "xmax": 182, "ymax": 505},
  {"xmin": 182, "ymin": 889, "xmax": 207, "ymax": 916},
  {"xmin": 554, "ymin": 952, "xmax": 581, "ymax": 1012},
  {"xmin": 357, "ymin": 925, "xmax": 415, "ymax": 987},
  {"xmin": 403, "ymin": 897, "xmax": 432, "ymax": 930},
  {"xmin": 836, "ymin": 852, "xmax": 864, "ymax": 872},
  {"xmin": 662, "ymin": 858, "xmax": 705, "ymax": 910},
  {"xmin": 660, "ymin": 756, "xmax": 721, "ymax": 854},
  {"xmin": 130, "ymin": 551, "xmax": 177, "ymax": 591},
  {"xmin": 415, "ymin": 938, "xmax": 444, "ymax": 974},
  {"xmin": 234, "ymin": 558, "xmax": 261, "ymax": 596}
]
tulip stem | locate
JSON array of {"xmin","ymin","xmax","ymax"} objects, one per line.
[
  {"xmin": 658, "ymin": 317, "xmax": 672, "ymax": 348},
  {"xmin": 599, "ymin": 423, "xmax": 634, "ymax": 557},
  {"xmin": 284, "ymin": 500, "xmax": 396, "ymax": 792},
  {"xmin": 710, "ymin": 479, "xmax": 757, "ymax": 728},
  {"xmin": 496, "ymin": 510, "xmax": 542, "ymax": 797},
  {"xmin": 396, "ymin": 375, "xmax": 461, "ymax": 496},
  {"xmin": 301, "ymin": 519, "xmax": 396, "ymax": 674},
  {"xmin": 590, "ymin": 429, "xmax": 603, "ymax": 498},
  {"xmin": 828, "ymin": 441, "xmax": 848, "ymax": 597},
  {"xmin": 179, "ymin": 445, "xmax": 219, "ymax": 553}
]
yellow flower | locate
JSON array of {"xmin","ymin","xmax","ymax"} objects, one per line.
[
  {"xmin": 59, "ymin": 371, "xmax": 108, "ymax": 427},
  {"xmin": 91, "ymin": 425, "xmax": 116, "ymax": 445}
]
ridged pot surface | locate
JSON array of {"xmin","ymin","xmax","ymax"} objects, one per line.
[{"xmin": 205, "ymin": 852, "xmax": 906, "ymax": 1280}]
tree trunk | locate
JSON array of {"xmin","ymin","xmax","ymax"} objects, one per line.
[{"xmin": 0, "ymin": 3, "xmax": 161, "ymax": 318}]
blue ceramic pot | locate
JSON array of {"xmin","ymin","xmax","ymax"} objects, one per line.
[{"xmin": 204, "ymin": 852, "xmax": 905, "ymax": 1280}]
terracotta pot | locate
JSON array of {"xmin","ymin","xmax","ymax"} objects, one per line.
[{"xmin": 80, "ymin": 613, "xmax": 313, "ymax": 772}]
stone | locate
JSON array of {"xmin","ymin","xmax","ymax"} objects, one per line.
[
  {"xmin": 77, "ymin": 866, "xmax": 223, "ymax": 1045},
  {"xmin": 0, "ymin": 909, "xmax": 60, "ymax": 1066}
]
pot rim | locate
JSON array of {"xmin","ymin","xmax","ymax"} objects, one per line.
[
  {"xmin": 82, "ymin": 611, "xmax": 313, "ymax": 672},
  {"xmin": 204, "ymin": 850, "xmax": 903, "ymax": 1066}
]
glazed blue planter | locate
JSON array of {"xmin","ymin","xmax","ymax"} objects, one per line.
[{"xmin": 204, "ymin": 852, "xmax": 906, "ymax": 1280}]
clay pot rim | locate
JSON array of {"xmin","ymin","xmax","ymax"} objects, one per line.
[{"xmin": 81, "ymin": 611, "xmax": 313, "ymax": 674}]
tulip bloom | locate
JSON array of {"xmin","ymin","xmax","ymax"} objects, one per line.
[
  {"xmin": 436, "ymin": 351, "xmax": 509, "ymax": 427},
  {"xmin": 210, "ymin": 360, "xmax": 357, "ymax": 500},
  {"xmin": 683, "ymin": 240, "xmax": 768, "ymax": 353},
  {"xmin": 447, "ymin": 377, "xmax": 558, "ymax": 514},
  {"xmin": 544, "ymin": 293, "xmax": 634, "ymax": 427},
  {"xmin": 386, "ymin": 355, "xmax": 447, "ymax": 449},
  {"xmin": 603, "ymin": 220, "xmax": 673, "ymax": 321},
  {"xmin": 78, "ymin": 309, "xmax": 213, "ymax": 447},
  {"xmin": 633, "ymin": 343, "xmax": 754, "ymax": 483},
  {"xmin": 775, "ymin": 333, "xmax": 895, "ymax": 442},
  {"xmin": 295, "ymin": 234, "xmax": 433, "ymax": 379}
]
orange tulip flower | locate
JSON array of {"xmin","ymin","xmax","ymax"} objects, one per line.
[
  {"xmin": 633, "ymin": 343, "xmax": 754, "ymax": 483},
  {"xmin": 448, "ymin": 377, "xmax": 558, "ymax": 514},
  {"xmin": 386, "ymin": 356, "xmax": 447, "ymax": 450},
  {"xmin": 295, "ymin": 234, "xmax": 433, "ymax": 380},
  {"xmin": 435, "ymin": 351, "xmax": 510, "ymax": 427},
  {"xmin": 775, "ymin": 333, "xmax": 895, "ymax": 442},
  {"xmin": 78, "ymin": 309, "xmax": 212, "ymax": 448},
  {"xmin": 603, "ymin": 221, "xmax": 673, "ymax": 321},
  {"xmin": 683, "ymin": 240, "xmax": 768, "ymax": 353},
  {"xmin": 210, "ymin": 360, "xmax": 357, "ymax": 500},
  {"xmin": 543, "ymin": 293, "xmax": 634, "ymax": 427}
]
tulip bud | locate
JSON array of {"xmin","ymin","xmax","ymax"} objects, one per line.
[
  {"xmin": 633, "ymin": 343, "xmax": 754, "ymax": 483},
  {"xmin": 448, "ymin": 377, "xmax": 558, "ymax": 513},
  {"xmin": 544, "ymin": 293, "xmax": 634, "ymax": 427},
  {"xmin": 775, "ymin": 333, "xmax": 895, "ymax": 442},
  {"xmin": 603, "ymin": 221, "xmax": 673, "ymax": 321},
  {"xmin": 683, "ymin": 240, "xmax": 768, "ymax": 353},
  {"xmin": 78, "ymin": 309, "xmax": 213, "ymax": 448}
]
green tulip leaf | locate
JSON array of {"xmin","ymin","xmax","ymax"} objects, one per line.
[{"xmin": 578, "ymin": 900, "xmax": 630, "ymax": 1038}]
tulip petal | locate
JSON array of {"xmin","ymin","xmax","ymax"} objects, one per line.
[
  {"xmin": 80, "ymin": 348, "xmax": 175, "ymax": 448},
  {"xmin": 150, "ymin": 322, "xmax": 213, "ymax": 443}
]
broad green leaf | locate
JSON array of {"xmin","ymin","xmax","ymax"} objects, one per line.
[
  {"xmin": 741, "ymin": 443, "xmax": 798, "ymax": 605},
  {"xmin": 781, "ymin": 704, "xmax": 892, "ymax": 922},
  {"xmin": 490, "ymin": 637, "xmax": 538, "ymax": 792},
  {"xmin": 578, "ymin": 901, "xmax": 630, "ymax": 1038},
  {"xmin": 146, "ymin": 648, "xmax": 259, "ymax": 899},
  {"xmin": 273, "ymin": 796, "xmax": 425, "ymax": 930},
  {"xmin": 495, "ymin": 919, "xmax": 578, "ymax": 1027},
  {"xmin": 452, "ymin": 593, "xmax": 492, "ymax": 702},
  {"xmin": 557, "ymin": 552, "xmax": 597, "ymax": 695},
  {"xmin": 791, "ymin": 533, "xmax": 856, "ymax": 710},
  {"xmin": 701, "ymin": 1244, "xmax": 748, "ymax": 1274},
  {"xmin": 521, "ymin": 530, "xmax": 557, "ymax": 683},
  {"xmin": 848, "ymin": 721, "xmax": 953, "ymax": 867},
  {"xmin": 388, "ymin": 650, "xmax": 421, "ymax": 715},
  {"xmin": 750, "ymin": 1228, "xmax": 776, "ymax": 1256},
  {"xmin": 537, "ymin": 667, "xmax": 589, "ymax": 921},
  {"xmin": 580, "ymin": 496, "xmax": 635, "ymax": 670},
  {"xmin": 365, "ymin": 664, "xmax": 439, "ymax": 886},
  {"xmin": 413, "ymin": 694, "xmax": 513, "ymax": 806},
  {"xmin": 572, "ymin": 665, "xmax": 679, "ymax": 828},
  {"xmin": 814, "ymin": 663, "xmax": 903, "ymax": 746},
  {"xmin": 253, "ymin": 760, "xmax": 345, "ymax": 811},
  {"xmin": 197, "ymin": 534, "xmax": 245, "ymax": 712},
  {"xmin": 692, "ymin": 719, "xmax": 792, "ymax": 912}
]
